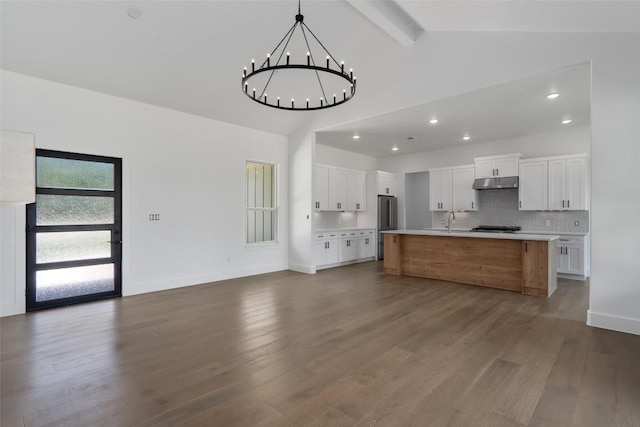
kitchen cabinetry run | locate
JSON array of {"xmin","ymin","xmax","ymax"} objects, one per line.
[
  {"xmin": 377, "ymin": 171, "xmax": 397, "ymax": 196},
  {"xmin": 556, "ymin": 235, "xmax": 588, "ymax": 278},
  {"xmin": 474, "ymin": 154, "xmax": 521, "ymax": 179},
  {"xmin": 314, "ymin": 165, "xmax": 367, "ymax": 212},
  {"xmin": 314, "ymin": 229, "xmax": 376, "ymax": 269},
  {"xmin": 429, "ymin": 165, "xmax": 477, "ymax": 211},
  {"xmin": 518, "ymin": 154, "xmax": 588, "ymax": 211}
]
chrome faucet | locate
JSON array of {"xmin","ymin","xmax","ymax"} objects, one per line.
[{"xmin": 447, "ymin": 211, "xmax": 456, "ymax": 233}]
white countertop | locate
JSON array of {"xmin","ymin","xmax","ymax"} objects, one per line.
[
  {"xmin": 315, "ymin": 227, "xmax": 375, "ymax": 233},
  {"xmin": 382, "ymin": 229, "xmax": 559, "ymax": 241}
]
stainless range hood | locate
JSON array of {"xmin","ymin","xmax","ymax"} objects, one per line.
[{"xmin": 472, "ymin": 176, "xmax": 519, "ymax": 190}]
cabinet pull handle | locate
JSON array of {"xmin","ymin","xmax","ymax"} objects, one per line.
[
  {"xmin": 519, "ymin": 201, "xmax": 522, "ymax": 208},
  {"xmin": 567, "ymin": 200, "xmax": 570, "ymax": 208},
  {"xmin": 562, "ymin": 200, "xmax": 565, "ymax": 208},
  {"xmin": 497, "ymin": 168, "xmax": 499, "ymax": 176},
  {"xmin": 393, "ymin": 235, "xmax": 397, "ymax": 243},
  {"xmin": 471, "ymin": 201, "xmax": 474, "ymax": 209}
]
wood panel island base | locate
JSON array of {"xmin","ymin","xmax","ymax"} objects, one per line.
[{"xmin": 383, "ymin": 230, "xmax": 558, "ymax": 297}]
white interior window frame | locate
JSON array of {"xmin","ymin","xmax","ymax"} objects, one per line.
[{"xmin": 245, "ymin": 159, "xmax": 279, "ymax": 247}]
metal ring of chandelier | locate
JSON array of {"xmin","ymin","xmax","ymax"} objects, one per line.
[
  {"xmin": 241, "ymin": 1, "xmax": 356, "ymax": 111},
  {"xmin": 242, "ymin": 64, "xmax": 356, "ymax": 111}
]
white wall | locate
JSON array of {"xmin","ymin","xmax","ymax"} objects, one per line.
[
  {"xmin": 0, "ymin": 71, "xmax": 289, "ymax": 316},
  {"xmin": 316, "ymin": 144, "xmax": 378, "ymax": 171}
]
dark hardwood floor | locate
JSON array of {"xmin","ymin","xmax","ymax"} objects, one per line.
[{"xmin": 2, "ymin": 261, "xmax": 639, "ymax": 426}]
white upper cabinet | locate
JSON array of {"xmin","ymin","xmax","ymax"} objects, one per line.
[
  {"xmin": 548, "ymin": 155, "xmax": 588, "ymax": 210},
  {"xmin": 314, "ymin": 165, "xmax": 329, "ymax": 211},
  {"xmin": 429, "ymin": 168, "xmax": 453, "ymax": 211},
  {"xmin": 519, "ymin": 160, "xmax": 548, "ymax": 211},
  {"xmin": 347, "ymin": 170, "xmax": 366, "ymax": 211},
  {"xmin": 315, "ymin": 165, "xmax": 368, "ymax": 211},
  {"xmin": 452, "ymin": 166, "xmax": 478, "ymax": 211},
  {"xmin": 519, "ymin": 154, "xmax": 588, "ymax": 211},
  {"xmin": 328, "ymin": 168, "xmax": 348, "ymax": 211},
  {"xmin": 377, "ymin": 171, "xmax": 397, "ymax": 196},
  {"xmin": 474, "ymin": 154, "xmax": 521, "ymax": 178}
]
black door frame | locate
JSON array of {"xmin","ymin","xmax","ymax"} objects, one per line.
[{"xmin": 26, "ymin": 149, "xmax": 122, "ymax": 311}]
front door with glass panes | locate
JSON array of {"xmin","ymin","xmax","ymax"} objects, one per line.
[{"xmin": 26, "ymin": 150, "xmax": 122, "ymax": 310}]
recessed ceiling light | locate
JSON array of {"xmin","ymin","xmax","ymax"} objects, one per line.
[
  {"xmin": 352, "ymin": 135, "xmax": 360, "ymax": 140},
  {"xmin": 462, "ymin": 135, "xmax": 471, "ymax": 141},
  {"xmin": 392, "ymin": 146, "xmax": 399, "ymax": 151},
  {"xmin": 429, "ymin": 119, "xmax": 438, "ymax": 124},
  {"xmin": 561, "ymin": 119, "xmax": 572, "ymax": 124},
  {"xmin": 127, "ymin": 8, "xmax": 142, "ymax": 19},
  {"xmin": 546, "ymin": 93, "xmax": 560, "ymax": 99}
]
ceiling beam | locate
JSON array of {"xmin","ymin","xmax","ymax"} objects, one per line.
[{"xmin": 345, "ymin": 0, "xmax": 423, "ymax": 46}]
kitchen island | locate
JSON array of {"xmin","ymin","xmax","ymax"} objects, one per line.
[{"xmin": 382, "ymin": 230, "xmax": 558, "ymax": 296}]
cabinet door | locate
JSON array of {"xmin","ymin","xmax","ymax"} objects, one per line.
[
  {"xmin": 338, "ymin": 238, "xmax": 358, "ymax": 262},
  {"xmin": 314, "ymin": 166, "xmax": 329, "ymax": 211},
  {"xmin": 565, "ymin": 245, "xmax": 584, "ymax": 275},
  {"xmin": 347, "ymin": 171, "xmax": 367, "ymax": 211},
  {"xmin": 548, "ymin": 159, "xmax": 567, "ymax": 210},
  {"xmin": 429, "ymin": 170, "xmax": 442, "ymax": 211},
  {"xmin": 566, "ymin": 157, "xmax": 587, "ymax": 210},
  {"xmin": 556, "ymin": 242, "xmax": 567, "ymax": 273},
  {"xmin": 452, "ymin": 167, "xmax": 477, "ymax": 211},
  {"xmin": 495, "ymin": 157, "xmax": 519, "ymax": 177},
  {"xmin": 474, "ymin": 159, "xmax": 495, "ymax": 179},
  {"xmin": 519, "ymin": 161, "xmax": 548, "ymax": 211},
  {"xmin": 326, "ymin": 238, "xmax": 338, "ymax": 264},
  {"xmin": 383, "ymin": 234, "xmax": 400, "ymax": 274},
  {"xmin": 378, "ymin": 173, "xmax": 397, "ymax": 196},
  {"xmin": 328, "ymin": 168, "xmax": 348, "ymax": 210},
  {"xmin": 314, "ymin": 239, "xmax": 328, "ymax": 266},
  {"xmin": 440, "ymin": 170, "xmax": 453, "ymax": 211},
  {"xmin": 522, "ymin": 240, "xmax": 550, "ymax": 296}
]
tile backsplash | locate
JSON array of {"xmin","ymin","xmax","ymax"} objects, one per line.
[
  {"xmin": 315, "ymin": 212, "xmax": 358, "ymax": 229},
  {"xmin": 432, "ymin": 189, "xmax": 589, "ymax": 233}
]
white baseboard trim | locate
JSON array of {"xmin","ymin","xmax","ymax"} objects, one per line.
[
  {"xmin": 1, "ymin": 302, "xmax": 25, "ymax": 318},
  {"xmin": 587, "ymin": 310, "xmax": 640, "ymax": 336},
  {"xmin": 288, "ymin": 263, "xmax": 315, "ymax": 274},
  {"xmin": 124, "ymin": 263, "xmax": 288, "ymax": 297}
]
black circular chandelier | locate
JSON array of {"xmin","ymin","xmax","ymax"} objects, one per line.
[{"xmin": 242, "ymin": 0, "xmax": 356, "ymax": 111}]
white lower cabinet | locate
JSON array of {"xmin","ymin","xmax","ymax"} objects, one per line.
[
  {"xmin": 338, "ymin": 231, "xmax": 359, "ymax": 262},
  {"xmin": 315, "ymin": 229, "xmax": 376, "ymax": 269},
  {"xmin": 357, "ymin": 229, "xmax": 376, "ymax": 259},
  {"xmin": 314, "ymin": 232, "xmax": 338, "ymax": 267},
  {"xmin": 556, "ymin": 235, "xmax": 588, "ymax": 278}
]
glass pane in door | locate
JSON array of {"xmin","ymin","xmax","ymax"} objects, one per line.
[
  {"xmin": 36, "ymin": 231, "xmax": 111, "ymax": 264},
  {"xmin": 35, "ymin": 263, "xmax": 115, "ymax": 302},
  {"xmin": 36, "ymin": 195, "xmax": 114, "ymax": 225},
  {"xmin": 37, "ymin": 157, "xmax": 114, "ymax": 190}
]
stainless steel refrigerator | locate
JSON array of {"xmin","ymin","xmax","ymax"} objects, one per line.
[{"xmin": 378, "ymin": 195, "xmax": 398, "ymax": 260}]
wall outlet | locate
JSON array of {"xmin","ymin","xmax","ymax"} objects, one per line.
[
  {"xmin": 575, "ymin": 221, "xmax": 580, "ymax": 227},
  {"xmin": 149, "ymin": 213, "xmax": 160, "ymax": 221},
  {"xmin": 545, "ymin": 220, "xmax": 551, "ymax": 227},
  {"xmin": 440, "ymin": 219, "xmax": 445, "ymax": 225}
]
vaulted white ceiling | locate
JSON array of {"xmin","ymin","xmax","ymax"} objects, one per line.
[{"xmin": 1, "ymin": 1, "xmax": 638, "ymax": 154}]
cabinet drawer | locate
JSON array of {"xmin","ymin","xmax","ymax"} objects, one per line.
[
  {"xmin": 315, "ymin": 232, "xmax": 338, "ymax": 240},
  {"xmin": 556, "ymin": 236, "xmax": 584, "ymax": 245}
]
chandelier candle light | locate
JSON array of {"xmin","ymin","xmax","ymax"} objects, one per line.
[{"xmin": 241, "ymin": 0, "xmax": 356, "ymax": 111}]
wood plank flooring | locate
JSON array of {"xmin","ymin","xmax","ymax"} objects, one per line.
[{"xmin": 2, "ymin": 261, "xmax": 639, "ymax": 426}]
